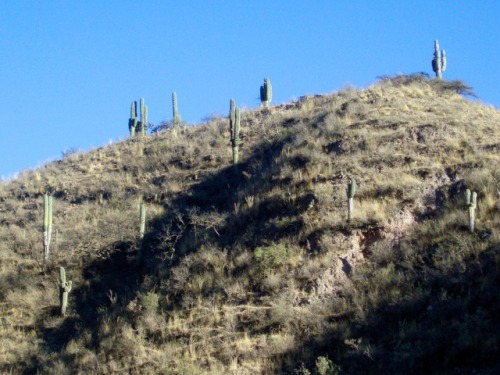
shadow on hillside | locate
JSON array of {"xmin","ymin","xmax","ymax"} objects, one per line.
[
  {"xmin": 142, "ymin": 131, "xmax": 310, "ymax": 264},
  {"xmin": 32, "ymin": 131, "xmax": 300, "ymax": 369},
  {"xmin": 34, "ymin": 240, "xmax": 142, "ymax": 367},
  {"xmin": 278, "ymin": 234, "xmax": 500, "ymax": 375}
]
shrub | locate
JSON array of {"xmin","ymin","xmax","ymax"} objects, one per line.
[
  {"xmin": 315, "ymin": 356, "xmax": 341, "ymax": 375},
  {"xmin": 431, "ymin": 79, "xmax": 477, "ymax": 97},
  {"xmin": 138, "ymin": 291, "xmax": 159, "ymax": 314},
  {"xmin": 377, "ymin": 73, "xmax": 477, "ymax": 97},
  {"xmin": 254, "ymin": 243, "xmax": 289, "ymax": 273}
]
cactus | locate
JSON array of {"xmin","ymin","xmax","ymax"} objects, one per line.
[
  {"xmin": 347, "ymin": 180, "xmax": 357, "ymax": 222},
  {"xmin": 432, "ymin": 40, "xmax": 447, "ymax": 79},
  {"xmin": 128, "ymin": 101, "xmax": 138, "ymax": 136},
  {"xmin": 139, "ymin": 202, "xmax": 146, "ymax": 241},
  {"xmin": 260, "ymin": 78, "xmax": 272, "ymax": 108},
  {"xmin": 128, "ymin": 98, "xmax": 147, "ymax": 136},
  {"xmin": 465, "ymin": 188, "xmax": 477, "ymax": 232},
  {"xmin": 59, "ymin": 266, "xmax": 72, "ymax": 316},
  {"xmin": 229, "ymin": 99, "xmax": 241, "ymax": 164},
  {"xmin": 172, "ymin": 92, "xmax": 181, "ymax": 125},
  {"xmin": 139, "ymin": 97, "xmax": 148, "ymax": 136},
  {"xmin": 43, "ymin": 194, "xmax": 53, "ymax": 262}
]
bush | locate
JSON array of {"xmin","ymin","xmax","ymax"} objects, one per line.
[
  {"xmin": 138, "ymin": 291, "xmax": 159, "ymax": 314},
  {"xmin": 377, "ymin": 73, "xmax": 477, "ymax": 98},
  {"xmin": 377, "ymin": 73, "xmax": 429, "ymax": 86},
  {"xmin": 254, "ymin": 243, "xmax": 289, "ymax": 273},
  {"xmin": 315, "ymin": 356, "xmax": 341, "ymax": 375},
  {"xmin": 431, "ymin": 79, "xmax": 477, "ymax": 97}
]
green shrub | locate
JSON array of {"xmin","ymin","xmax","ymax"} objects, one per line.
[
  {"xmin": 254, "ymin": 243, "xmax": 289, "ymax": 273},
  {"xmin": 138, "ymin": 291, "xmax": 159, "ymax": 314},
  {"xmin": 315, "ymin": 356, "xmax": 341, "ymax": 375}
]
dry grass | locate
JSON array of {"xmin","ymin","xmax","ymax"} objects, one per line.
[{"xmin": 0, "ymin": 76, "xmax": 499, "ymax": 374}]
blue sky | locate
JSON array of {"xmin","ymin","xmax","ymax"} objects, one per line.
[{"xmin": 1, "ymin": 1, "xmax": 499, "ymax": 178}]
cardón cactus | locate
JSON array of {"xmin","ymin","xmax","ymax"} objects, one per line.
[
  {"xmin": 139, "ymin": 97, "xmax": 148, "ymax": 136},
  {"xmin": 347, "ymin": 180, "xmax": 357, "ymax": 222},
  {"xmin": 128, "ymin": 98, "xmax": 147, "ymax": 137},
  {"xmin": 43, "ymin": 194, "xmax": 53, "ymax": 262},
  {"xmin": 172, "ymin": 92, "xmax": 181, "ymax": 125},
  {"xmin": 432, "ymin": 40, "xmax": 447, "ymax": 79},
  {"xmin": 229, "ymin": 99, "xmax": 241, "ymax": 164},
  {"xmin": 465, "ymin": 189, "xmax": 477, "ymax": 232},
  {"xmin": 59, "ymin": 266, "xmax": 72, "ymax": 316},
  {"xmin": 140, "ymin": 202, "xmax": 146, "ymax": 241},
  {"xmin": 260, "ymin": 78, "xmax": 272, "ymax": 108}
]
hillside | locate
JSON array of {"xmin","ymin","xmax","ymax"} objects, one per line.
[{"xmin": 0, "ymin": 75, "xmax": 499, "ymax": 374}]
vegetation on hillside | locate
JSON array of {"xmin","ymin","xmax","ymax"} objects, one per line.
[{"xmin": 0, "ymin": 75, "xmax": 498, "ymax": 374}]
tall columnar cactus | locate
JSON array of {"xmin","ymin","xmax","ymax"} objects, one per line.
[
  {"xmin": 43, "ymin": 194, "xmax": 53, "ymax": 262},
  {"xmin": 260, "ymin": 78, "xmax": 272, "ymax": 108},
  {"xmin": 139, "ymin": 202, "xmax": 146, "ymax": 241},
  {"xmin": 139, "ymin": 97, "xmax": 148, "ymax": 136},
  {"xmin": 172, "ymin": 92, "xmax": 181, "ymax": 125},
  {"xmin": 59, "ymin": 266, "xmax": 72, "ymax": 316},
  {"xmin": 128, "ymin": 101, "xmax": 138, "ymax": 136},
  {"xmin": 432, "ymin": 39, "xmax": 447, "ymax": 79},
  {"xmin": 229, "ymin": 99, "xmax": 241, "ymax": 164},
  {"xmin": 465, "ymin": 189, "xmax": 477, "ymax": 232},
  {"xmin": 347, "ymin": 180, "xmax": 357, "ymax": 222}
]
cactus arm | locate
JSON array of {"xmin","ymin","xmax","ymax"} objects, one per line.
[
  {"xmin": 60, "ymin": 266, "xmax": 66, "ymax": 283},
  {"xmin": 138, "ymin": 98, "xmax": 147, "ymax": 136},
  {"xmin": 143, "ymin": 105, "xmax": 148, "ymax": 136},
  {"xmin": 130, "ymin": 100, "xmax": 137, "ymax": 119},
  {"xmin": 348, "ymin": 180, "xmax": 357, "ymax": 198},
  {"xmin": 471, "ymin": 192, "xmax": 477, "ymax": 208},
  {"xmin": 129, "ymin": 101, "xmax": 138, "ymax": 137},
  {"xmin": 229, "ymin": 98, "xmax": 235, "ymax": 136},
  {"xmin": 267, "ymin": 79, "xmax": 272, "ymax": 103},
  {"xmin": 233, "ymin": 107, "xmax": 241, "ymax": 164}
]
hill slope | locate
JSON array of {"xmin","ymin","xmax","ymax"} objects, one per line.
[{"xmin": 0, "ymin": 75, "xmax": 499, "ymax": 374}]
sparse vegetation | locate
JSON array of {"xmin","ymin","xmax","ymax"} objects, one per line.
[{"xmin": 0, "ymin": 75, "xmax": 499, "ymax": 374}]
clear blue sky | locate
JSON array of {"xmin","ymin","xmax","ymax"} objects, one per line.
[{"xmin": 1, "ymin": 1, "xmax": 499, "ymax": 178}]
